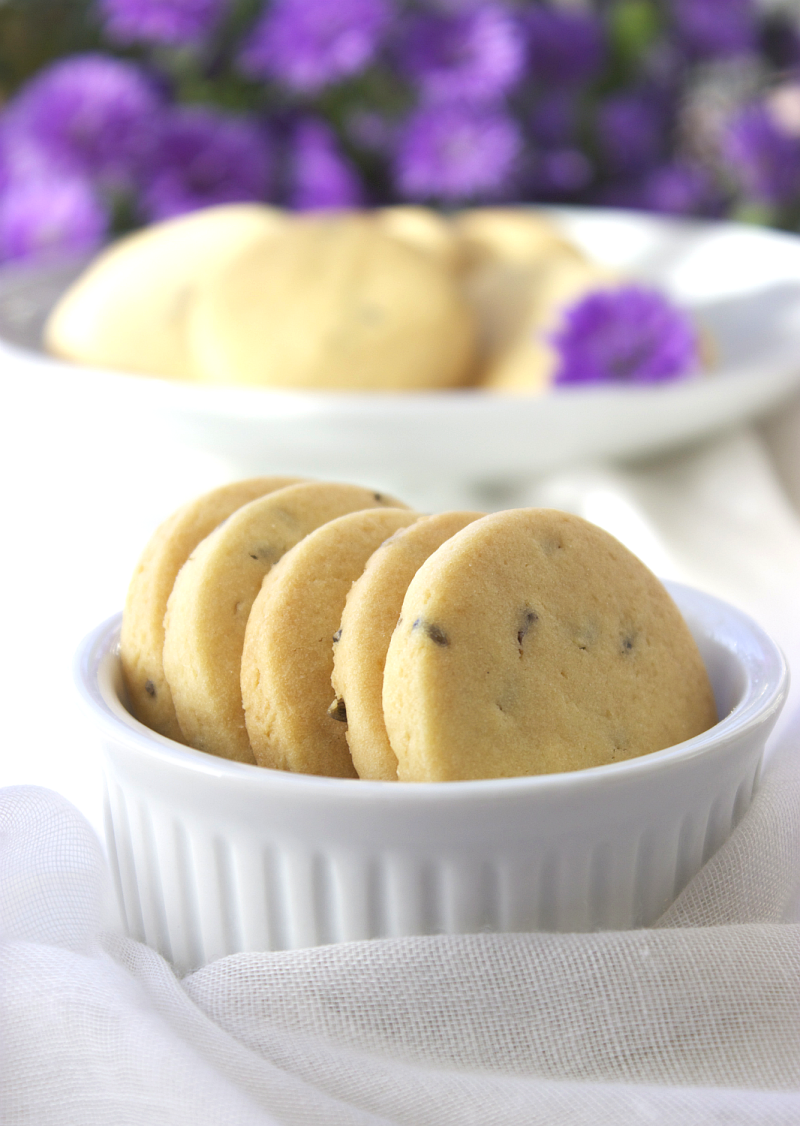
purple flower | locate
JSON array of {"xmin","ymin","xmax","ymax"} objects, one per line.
[
  {"xmin": 670, "ymin": 0, "xmax": 756, "ymax": 60},
  {"xmin": 395, "ymin": 102, "xmax": 521, "ymax": 201},
  {"xmin": 529, "ymin": 148, "xmax": 592, "ymax": 199},
  {"xmin": 140, "ymin": 107, "xmax": 270, "ymax": 220},
  {"xmin": 239, "ymin": 0, "xmax": 392, "ymax": 93},
  {"xmin": 289, "ymin": 119, "xmax": 363, "ymax": 210},
  {"xmin": 525, "ymin": 6, "xmax": 605, "ymax": 88},
  {"xmin": 596, "ymin": 93, "xmax": 665, "ymax": 176},
  {"xmin": 0, "ymin": 175, "xmax": 108, "ymax": 263},
  {"xmin": 724, "ymin": 103, "xmax": 800, "ymax": 207},
  {"xmin": 0, "ymin": 121, "xmax": 57, "ymax": 188},
  {"xmin": 3, "ymin": 54, "xmax": 162, "ymax": 188},
  {"xmin": 98, "ymin": 0, "xmax": 228, "ymax": 47},
  {"xmin": 552, "ymin": 285, "xmax": 700, "ymax": 386},
  {"xmin": 530, "ymin": 90, "xmax": 579, "ymax": 148},
  {"xmin": 397, "ymin": 5, "xmax": 524, "ymax": 105},
  {"xmin": 638, "ymin": 161, "xmax": 723, "ymax": 217}
]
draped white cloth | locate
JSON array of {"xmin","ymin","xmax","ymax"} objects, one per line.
[{"xmin": 2, "ymin": 413, "xmax": 800, "ymax": 1124}]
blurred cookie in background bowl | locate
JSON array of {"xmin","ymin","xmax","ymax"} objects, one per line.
[
  {"xmin": 44, "ymin": 203, "xmax": 286, "ymax": 380},
  {"xmin": 187, "ymin": 212, "xmax": 477, "ymax": 391}
]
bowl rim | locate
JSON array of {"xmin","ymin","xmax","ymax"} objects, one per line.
[
  {"xmin": 74, "ymin": 580, "xmax": 788, "ymax": 801},
  {"xmin": 6, "ymin": 206, "xmax": 800, "ymax": 416}
]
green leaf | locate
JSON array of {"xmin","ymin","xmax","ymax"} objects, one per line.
[
  {"xmin": 609, "ymin": 0, "xmax": 662, "ymax": 70},
  {"xmin": 731, "ymin": 201, "xmax": 776, "ymax": 227}
]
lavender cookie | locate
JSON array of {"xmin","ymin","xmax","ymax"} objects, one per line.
[{"xmin": 383, "ymin": 509, "xmax": 717, "ymax": 781}]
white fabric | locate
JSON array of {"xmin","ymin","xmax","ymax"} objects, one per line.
[{"xmin": 2, "ymin": 419, "xmax": 800, "ymax": 1124}]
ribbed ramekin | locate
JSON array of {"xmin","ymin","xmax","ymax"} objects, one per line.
[{"xmin": 75, "ymin": 582, "xmax": 787, "ymax": 973}]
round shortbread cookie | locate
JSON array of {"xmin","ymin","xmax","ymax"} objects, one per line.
[
  {"xmin": 44, "ymin": 203, "xmax": 285, "ymax": 379},
  {"xmin": 452, "ymin": 207, "xmax": 581, "ymax": 268},
  {"xmin": 242, "ymin": 507, "xmax": 419, "ymax": 777},
  {"xmin": 121, "ymin": 476, "xmax": 302, "ymax": 743},
  {"xmin": 188, "ymin": 213, "xmax": 476, "ymax": 390},
  {"xmin": 163, "ymin": 483, "xmax": 407, "ymax": 763},
  {"xmin": 383, "ymin": 509, "xmax": 718, "ymax": 782},
  {"xmin": 376, "ymin": 206, "xmax": 462, "ymax": 270},
  {"xmin": 331, "ymin": 511, "xmax": 483, "ymax": 780}
]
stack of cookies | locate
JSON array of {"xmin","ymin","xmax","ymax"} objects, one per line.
[{"xmin": 121, "ymin": 476, "xmax": 717, "ymax": 781}]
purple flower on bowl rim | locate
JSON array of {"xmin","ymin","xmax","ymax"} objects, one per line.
[
  {"xmin": 98, "ymin": 0, "xmax": 229, "ymax": 47},
  {"xmin": 239, "ymin": 0, "xmax": 392, "ymax": 93},
  {"xmin": 394, "ymin": 101, "xmax": 521, "ymax": 201},
  {"xmin": 397, "ymin": 4, "xmax": 524, "ymax": 105},
  {"xmin": 139, "ymin": 106, "xmax": 271, "ymax": 221},
  {"xmin": 551, "ymin": 285, "xmax": 700, "ymax": 386}
]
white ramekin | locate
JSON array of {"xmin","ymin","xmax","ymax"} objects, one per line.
[{"xmin": 75, "ymin": 582, "xmax": 787, "ymax": 973}]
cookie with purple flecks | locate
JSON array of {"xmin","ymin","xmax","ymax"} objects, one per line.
[
  {"xmin": 121, "ymin": 475, "xmax": 302, "ymax": 744},
  {"xmin": 163, "ymin": 483, "xmax": 408, "ymax": 764},
  {"xmin": 382, "ymin": 508, "xmax": 717, "ymax": 782},
  {"xmin": 241, "ymin": 506, "xmax": 419, "ymax": 777},
  {"xmin": 331, "ymin": 511, "xmax": 483, "ymax": 781}
]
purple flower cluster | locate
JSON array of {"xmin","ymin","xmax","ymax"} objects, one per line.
[
  {"xmin": 4, "ymin": 54, "xmax": 161, "ymax": 188},
  {"xmin": 724, "ymin": 103, "xmax": 800, "ymax": 208},
  {"xmin": 520, "ymin": 6, "xmax": 606, "ymax": 201},
  {"xmin": 398, "ymin": 6, "xmax": 524, "ymax": 105},
  {"xmin": 240, "ymin": 0, "xmax": 392, "ymax": 93},
  {"xmin": 552, "ymin": 286, "xmax": 700, "ymax": 386},
  {"xmin": 288, "ymin": 119, "xmax": 363, "ymax": 210},
  {"xmin": 597, "ymin": 94, "xmax": 665, "ymax": 177},
  {"xmin": 99, "ymin": 0, "xmax": 228, "ymax": 48},
  {"xmin": 392, "ymin": 4, "xmax": 528, "ymax": 202},
  {"xmin": 525, "ymin": 6, "xmax": 605, "ymax": 88},
  {"xmin": 2, "ymin": 0, "xmax": 800, "ymax": 265},
  {"xmin": 0, "ymin": 52, "xmax": 272, "ymax": 262},
  {"xmin": 396, "ymin": 103, "xmax": 521, "ymax": 201},
  {"xmin": 638, "ymin": 162, "xmax": 722, "ymax": 217},
  {"xmin": 140, "ymin": 107, "xmax": 271, "ymax": 220},
  {"xmin": 0, "ymin": 176, "xmax": 107, "ymax": 262},
  {"xmin": 0, "ymin": 53, "xmax": 164, "ymax": 260},
  {"xmin": 670, "ymin": 0, "xmax": 757, "ymax": 61}
]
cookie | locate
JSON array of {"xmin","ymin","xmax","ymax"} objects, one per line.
[
  {"xmin": 453, "ymin": 207, "xmax": 581, "ymax": 269},
  {"xmin": 242, "ymin": 507, "xmax": 419, "ymax": 777},
  {"xmin": 188, "ymin": 213, "xmax": 477, "ymax": 391},
  {"xmin": 382, "ymin": 509, "xmax": 718, "ymax": 781},
  {"xmin": 163, "ymin": 483, "xmax": 407, "ymax": 763},
  {"xmin": 377, "ymin": 206, "xmax": 462, "ymax": 270},
  {"xmin": 331, "ymin": 511, "xmax": 483, "ymax": 780},
  {"xmin": 121, "ymin": 476, "xmax": 302, "ymax": 743},
  {"xmin": 453, "ymin": 211, "xmax": 590, "ymax": 378},
  {"xmin": 44, "ymin": 203, "xmax": 285, "ymax": 379}
]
